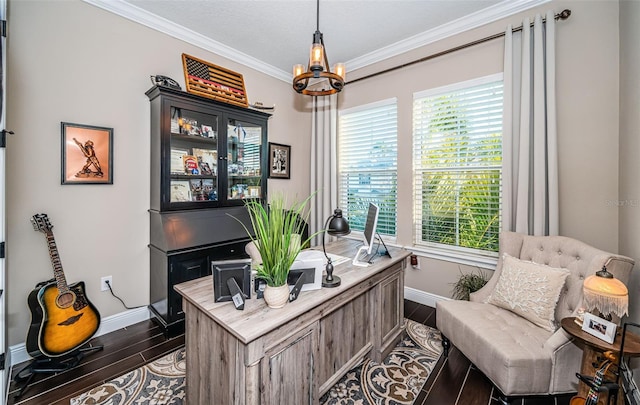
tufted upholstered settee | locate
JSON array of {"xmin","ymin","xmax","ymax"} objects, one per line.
[{"xmin": 436, "ymin": 231, "xmax": 635, "ymax": 398}]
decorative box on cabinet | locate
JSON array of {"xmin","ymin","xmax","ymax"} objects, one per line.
[{"xmin": 146, "ymin": 86, "xmax": 270, "ymax": 335}]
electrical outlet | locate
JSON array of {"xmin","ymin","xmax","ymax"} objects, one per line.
[{"xmin": 101, "ymin": 276, "xmax": 113, "ymax": 292}]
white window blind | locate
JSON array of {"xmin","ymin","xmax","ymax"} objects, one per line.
[
  {"xmin": 413, "ymin": 75, "xmax": 503, "ymax": 254},
  {"xmin": 339, "ymin": 98, "xmax": 397, "ymax": 236}
]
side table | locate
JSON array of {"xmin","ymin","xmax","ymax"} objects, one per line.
[{"xmin": 561, "ymin": 317, "xmax": 640, "ymax": 405}]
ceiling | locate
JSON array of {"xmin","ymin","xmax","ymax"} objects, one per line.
[{"xmin": 86, "ymin": 0, "xmax": 549, "ymax": 82}]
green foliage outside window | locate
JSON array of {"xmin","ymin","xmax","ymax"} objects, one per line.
[{"xmin": 417, "ymin": 86, "xmax": 502, "ymax": 253}]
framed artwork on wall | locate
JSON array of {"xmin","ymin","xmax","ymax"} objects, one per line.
[
  {"xmin": 61, "ymin": 122, "xmax": 113, "ymax": 184},
  {"xmin": 268, "ymin": 142, "xmax": 290, "ymax": 179}
]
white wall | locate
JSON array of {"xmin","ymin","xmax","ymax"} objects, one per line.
[
  {"xmin": 5, "ymin": 0, "xmax": 311, "ymax": 346},
  {"xmin": 619, "ymin": 0, "xmax": 640, "ymax": 324},
  {"xmin": 341, "ymin": 0, "xmax": 624, "ymax": 299}
]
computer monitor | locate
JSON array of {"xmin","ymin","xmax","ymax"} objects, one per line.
[{"xmin": 352, "ymin": 203, "xmax": 379, "ymax": 267}]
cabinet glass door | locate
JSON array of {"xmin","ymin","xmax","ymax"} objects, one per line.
[
  {"xmin": 227, "ymin": 119, "xmax": 262, "ymax": 200},
  {"xmin": 169, "ymin": 107, "xmax": 219, "ymax": 204}
]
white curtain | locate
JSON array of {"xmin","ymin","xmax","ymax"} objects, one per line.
[
  {"xmin": 310, "ymin": 94, "xmax": 338, "ymax": 246},
  {"xmin": 502, "ymin": 11, "xmax": 559, "ymax": 236}
]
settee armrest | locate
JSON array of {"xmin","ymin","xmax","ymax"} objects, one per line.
[
  {"xmin": 544, "ymin": 326, "xmax": 583, "ymax": 393},
  {"xmin": 544, "ymin": 327, "xmax": 571, "ymax": 353}
]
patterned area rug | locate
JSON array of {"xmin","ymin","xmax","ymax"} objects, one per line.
[
  {"xmin": 70, "ymin": 349, "xmax": 186, "ymax": 405},
  {"xmin": 320, "ymin": 320, "xmax": 443, "ymax": 405},
  {"xmin": 70, "ymin": 320, "xmax": 441, "ymax": 405}
]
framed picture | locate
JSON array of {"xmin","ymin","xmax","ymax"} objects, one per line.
[
  {"xmin": 170, "ymin": 180, "xmax": 192, "ymax": 202},
  {"xmin": 582, "ymin": 312, "xmax": 617, "ymax": 344},
  {"xmin": 61, "ymin": 122, "xmax": 113, "ymax": 184},
  {"xmin": 170, "ymin": 148, "xmax": 189, "ymax": 174},
  {"xmin": 269, "ymin": 142, "xmax": 290, "ymax": 179}
]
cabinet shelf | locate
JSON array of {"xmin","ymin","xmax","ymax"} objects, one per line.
[
  {"xmin": 170, "ymin": 174, "xmax": 218, "ymax": 180},
  {"xmin": 170, "ymin": 132, "xmax": 218, "ymax": 145}
]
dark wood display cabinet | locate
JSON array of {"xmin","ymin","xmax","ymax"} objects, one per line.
[{"xmin": 146, "ymin": 85, "xmax": 270, "ymax": 335}]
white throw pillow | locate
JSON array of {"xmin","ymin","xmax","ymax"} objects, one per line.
[{"xmin": 487, "ymin": 254, "xmax": 570, "ymax": 332}]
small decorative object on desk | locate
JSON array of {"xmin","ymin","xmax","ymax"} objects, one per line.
[{"xmin": 582, "ymin": 312, "xmax": 617, "ymax": 344}]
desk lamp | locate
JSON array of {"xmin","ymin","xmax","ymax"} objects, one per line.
[
  {"xmin": 583, "ymin": 265, "xmax": 629, "ymax": 320},
  {"xmin": 322, "ymin": 208, "xmax": 350, "ymax": 288}
]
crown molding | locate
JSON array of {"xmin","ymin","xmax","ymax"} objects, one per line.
[
  {"xmin": 346, "ymin": 0, "xmax": 551, "ymax": 71},
  {"xmin": 82, "ymin": 0, "xmax": 290, "ymax": 82},
  {"xmin": 83, "ymin": 0, "xmax": 549, "ymax": 84}
]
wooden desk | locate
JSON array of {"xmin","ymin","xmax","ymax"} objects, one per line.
[
  {"xmin": 174, "ymin": 239, "xmax": 411, "ymax": 405},
  {"xmin": 561, "ymin": 317, "xmax": 640, "ymax": 405}
]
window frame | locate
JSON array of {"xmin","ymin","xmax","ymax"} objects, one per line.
[
  {"xmin": 412, "ymin": 73, "xmax": 504, "ymax": 264},
  {"xmin": 338, "ymin": 97, "xmax": 398, "ymax": 243}
]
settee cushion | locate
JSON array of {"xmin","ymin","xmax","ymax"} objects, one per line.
[
  {"xmin": 487, "ymin": 254, "xmax": 570, "ymax": 332},
  {"xmin": 437, "ymin": 299, "xmax": 555, "ymax": 395}
]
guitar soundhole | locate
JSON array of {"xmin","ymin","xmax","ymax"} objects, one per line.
[{"xmin": 56, "ymin": 291, "xmax": 76, "ymax": 309}]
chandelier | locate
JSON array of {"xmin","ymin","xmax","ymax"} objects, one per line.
[{"xmin": 292, "ymin": 0, "xmax": 345, "ymax": 96}]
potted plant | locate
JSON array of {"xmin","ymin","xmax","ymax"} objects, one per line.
[
  {"xmin": 451, "ymin": 268, "xmax": 489, "ymax": 301},
  {"xmin": 239, "ymin": 193, "xmax": 313, "ymax": 308}
]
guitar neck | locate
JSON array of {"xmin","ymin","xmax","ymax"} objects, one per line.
[
  {"xmin": 44, "ymin": 232, "xmax": 70, "ymax": 293},
  {"xmin": 585, "ymin": 368, "xmax": 607, "ymax": 405}
]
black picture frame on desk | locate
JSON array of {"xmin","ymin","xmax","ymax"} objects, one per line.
[{"xmin": 212, "ymin": 259, "xmax": 252, "ymax": 302}]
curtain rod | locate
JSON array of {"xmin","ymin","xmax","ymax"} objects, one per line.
[{"xmin": 346, "ymin": 9, "xmax": 572, "ymax": 86}]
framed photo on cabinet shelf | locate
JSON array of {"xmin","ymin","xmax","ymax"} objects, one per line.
[
  {"xmin": 171, "ymin": 148, "xmax": 189, "ymax": 174},
  {"xmin": 269, "ymin": 142, "xmax": 290, "ymax": 179},
  {"xmin": 192, "ymin": 148, "xmax": 217, "ymax": 175},
  {"xmin": 170, "ymin": 180, "xmax": 192, "ymax": 202},
  {"xmin": 248, "ymin": 186, "xmax": 261, "ymax": 198},
  {"xmin": 61, "ymin": 122, "xmax": 113, "ymax": 184}
]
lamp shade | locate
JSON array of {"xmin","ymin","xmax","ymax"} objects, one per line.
[
  {"xmin": 327, "ymin": 209, "xmax": 350, "ymax": 236},
  {"xmin": 583, "ymin": 267, "xmax": 629, "ymax": 317}
]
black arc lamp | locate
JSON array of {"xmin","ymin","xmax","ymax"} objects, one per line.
[{"xmin": 322, "ymin": 208, "xmax": 350, "ymax": 287}]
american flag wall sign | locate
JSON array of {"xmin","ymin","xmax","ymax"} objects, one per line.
[{"xmin": 181, "ymin": 53, "xmax": 248, "ymax": 108}]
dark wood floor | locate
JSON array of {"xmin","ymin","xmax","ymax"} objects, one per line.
[
  {"xmin": 8, "ymin": 319, "xmax": 185, "ymax": 405},
  {"xmin": 8, "ymin": 301, "xmax": 576, "ymax": 405}
]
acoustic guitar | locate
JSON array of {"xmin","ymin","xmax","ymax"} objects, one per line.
[
  {"xmin": 26, "ymin": 213, "xmax": 101, "ymax": 358},
  {"xmin": 570, "ymin": 352, "xmax": 617, "ymax": 405}
]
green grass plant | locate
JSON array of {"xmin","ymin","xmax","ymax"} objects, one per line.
[{"xmin": 236, "ymin": 193, "xmax": 314, "ymax": 287}]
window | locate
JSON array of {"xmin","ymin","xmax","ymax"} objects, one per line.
[
  {"xmin": 413, "ymin": 75, "xmax": 503, "ymax": 255},
  {"xmin": 338, "ymin": 99, "xmax": 397, "ymax": 237}
]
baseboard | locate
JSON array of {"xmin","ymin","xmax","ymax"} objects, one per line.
[
  {"xmin": 9, "ymin": 306, "xmax": 150, "ymax": 367},
  {"xmin": 404, "ymin": 286, "xmax": 449, "ymax": 308}
]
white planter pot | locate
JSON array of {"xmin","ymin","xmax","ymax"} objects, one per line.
[{"xmin": 263, "ymin": 284, "xmax": 289, "ymax": 309}]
